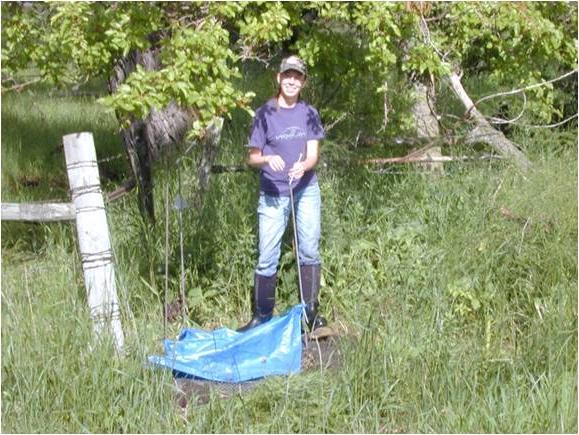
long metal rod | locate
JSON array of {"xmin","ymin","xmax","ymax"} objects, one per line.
[
  {"xmin": 288, "ymin": 180, "xmax": 305, "ymax": 307},
  {"xmin": 163, "ymin": 181, "xmax": 169, "ymax": 338},
  {"xmin": 288, "ymin": 154, "xmax": 308, "ymax": 341},
  {"xmin": 177, "ymin": 166, "xmax": 187, "ymax": 318}
]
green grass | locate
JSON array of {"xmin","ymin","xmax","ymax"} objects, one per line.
[{"xmin": 1, "ymin": 80, "xmax": 577, "ymax": 432}]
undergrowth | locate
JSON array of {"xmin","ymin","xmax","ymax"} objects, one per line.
[{"xmin": 1, "ymin": 78, "xmax": 577, "ymax": 433}]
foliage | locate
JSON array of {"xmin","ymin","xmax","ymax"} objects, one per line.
[
  {"xmin": 2, "ymin": 1, "xmax": 576, "ymax": 138},
  {"xmin": 2, "ymin": 2, "xmax": 164, "ymax": 83},
  {"xmin": 102, "ymin": 18, "xmax": 255, "ymax": 135},
  {"xmin": 436, "ymin": 2, "xmax": 578, "ymax": 122}
]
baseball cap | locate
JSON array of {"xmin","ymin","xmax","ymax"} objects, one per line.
[{"xmin": 279, "ymin": 56, "xmax": 307, "ymax": 76}]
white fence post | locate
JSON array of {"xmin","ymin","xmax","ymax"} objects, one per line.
[{"xmin": 63, "ymin": 132, "xmax": 124, "ymax": 353}]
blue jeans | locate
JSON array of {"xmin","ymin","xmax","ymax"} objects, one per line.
[{"xmin": 256, "ymin": 182, "xmax": 321, "ymax": 277}]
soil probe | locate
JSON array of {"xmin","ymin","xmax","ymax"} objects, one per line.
[{"xmin": 288, "ymin": 153, "xmax": 309, "ymax": 338}]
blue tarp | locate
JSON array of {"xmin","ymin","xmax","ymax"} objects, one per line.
[{"xmin": 148, "ymin": 304, "xmax": 303, "ymax": 383}]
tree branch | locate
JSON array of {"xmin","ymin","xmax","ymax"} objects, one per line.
[
  {"xmin": 471, "ymin": 69, "xmax": 578, "ymax": 111},
  {"xmin": 1, "ymin": 78, "xmax": 42, "ymax": 93},
  {"xmin": 448, "ymin": 73, "xmax": 531, "ymax": 171},
  {"xmin": 488, "ymin": 92, "xmax": 527, "ymax": 125},
  {"xmin": 520, "ymin": 113, "xmax": 578, "ymax": 129}
]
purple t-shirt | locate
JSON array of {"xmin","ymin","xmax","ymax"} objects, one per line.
[{"xmin": 247, "ymin": 99, "xmax": 325, "ymax": 196}]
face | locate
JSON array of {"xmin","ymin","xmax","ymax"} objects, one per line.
[{"xmin": 277, "ymin": 69, "xmax": 305, "ymax": 99}]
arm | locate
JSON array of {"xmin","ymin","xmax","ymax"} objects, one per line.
[
  {"xmin": 288, "ymin": 140, "xmax": 320, "ymax": 180},
  {"xmin": 247, "ymin": 147, "xmax": 285, "ymax": 172}
]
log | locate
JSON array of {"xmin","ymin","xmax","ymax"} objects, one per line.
[
  {"xmin": 1, "ymin": 202, "xmax": 75, "ymax": 221},
  {"xmin": 63, "ymin": 132, "xmax": 124, "ymax": 354},
  {"xmin": 448, "ymin": 72, "xmax": 531, "ymax": 171}
]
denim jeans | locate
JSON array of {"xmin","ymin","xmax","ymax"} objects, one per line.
[{"xmin": 255, "ymin": 182, "xmax": 321, "ymax": 277}]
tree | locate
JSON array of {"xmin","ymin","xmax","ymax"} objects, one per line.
[{"xmin": 3, "ymin": 2, "xmax": 576, "ymax": 218}]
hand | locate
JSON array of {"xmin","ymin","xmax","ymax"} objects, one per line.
[
  {"xmin": 266, "ymin": 155, "xmax": 285, "ymax": 172},
  {"xmin": 288, "ymin": 161, "xmax": 306, "ymax": 180}
]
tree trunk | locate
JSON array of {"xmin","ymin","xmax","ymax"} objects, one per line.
[
  {"xmin": 401, "ymin": 14, "xmax": 444, "ymax": 174},
  {"xmin": 448, "ymin": 72, "xmax": 531, "ymax": 171},
  {"xmin": 194, "ymin": 118, "xmax": 224, "ymax": 209},
  {"xmin": 410, "ymin": 80, "xmax": 444, "ymax": 173},
  {"xmin": 108, "ymin": 47, "xmax": 195, "ymax": 222}
]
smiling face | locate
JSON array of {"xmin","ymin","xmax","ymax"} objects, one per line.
[{"xmin": 277, "ymin": 69, "xmax": 306, "ymax": 102}]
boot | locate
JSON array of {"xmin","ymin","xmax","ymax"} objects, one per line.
[
  {"xmin": 299, "ymin": 264, "xmax": 327, "ymax": 331},
  {"xmin": 237, "ymin": 273, "xmax": 276, "ymax": 332}
]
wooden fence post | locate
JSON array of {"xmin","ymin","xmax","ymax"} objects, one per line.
[{"xmin": 62, "ymin": 132, "xmax": 124, "ymax": 353}]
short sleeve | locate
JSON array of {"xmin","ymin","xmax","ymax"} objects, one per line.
[
  {"xmin": 247, "ymin": 110, "xmax": 267, "ymax": 149},
  {"xmin": 306, "ymin": 106, "xmax": 325, "ymax": 141}
]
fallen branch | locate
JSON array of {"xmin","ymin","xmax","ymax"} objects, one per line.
[
  {"xmin": 499, "ymin": 206, "xmax": 553, "ymax": 232},
  {"xmin": 1, "ymin": 78, "xmax": 42, "ymax": 93},
  {"xmin": 364, "ymin": 154, "xmax": 502, "ymax": 165},
  {"xmin": 472, "ymin": 69, "xmax": 578, "ymax": 110},
  {"xmin": 448, "ymin": 72, "xmax": 532, "ymax": 171},
  {"xmin": 488, "ymin": 92, "xmax": 527, "ymax": 125},
  {"xmin": 106, "ymin": 178, "xmax": 137, "ymax": 201},
  {"xmin": 415, "ymin": 16, "xmax": 532, "ymax": 171},
  {"xmin": 324, "ymin": 111, "xmax": 349, "ymax": 133},
  {"xmin": 519, "ymin": 113, "xmax": 578, "ymax": 129}
]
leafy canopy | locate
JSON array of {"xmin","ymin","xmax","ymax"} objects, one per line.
[{"xmin": 2, "ymin": 1, "xmax": 576, "ymax": 137}]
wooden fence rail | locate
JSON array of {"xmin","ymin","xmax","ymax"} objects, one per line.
[{"xmin": 1, "ymin": 202, "xmax": 76, "ymax": 222}]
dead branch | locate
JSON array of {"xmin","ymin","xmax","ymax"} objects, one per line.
[
  {"xmin": 488, "ymin": 92, "xmax": 527, "ymax": 125},
  {"xmin": 519, "ymin": 113, "xmax": 578, "ymax": 129},
  {"xmin": 448, "ymin": 72, "xmax": 531, "ymax": 171},
  {"xmin": 364, "ymin": 154, "xmax": 502, "ymax": 165},
  {"xmin": 106, "ymin": 178, "xmax": 137, "ymax": 201},
  {"xmin": 1, "ymin": 78, "xmax": 42, "ymax": 93},
  {"xmin": 324, "ymin": 112, "xmax": 349, "ymax": 133},
  {"xmin": 415, "ymin": 15, "xmax": 531, "ymax": 171},
  {"xmin": 472, "ymin": 69, "xmax": 578, "ymax": 110}
]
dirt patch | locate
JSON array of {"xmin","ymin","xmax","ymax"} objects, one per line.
[{"xmin": 174, "ymin": 334, "xmax": 344, "ymax": 408}]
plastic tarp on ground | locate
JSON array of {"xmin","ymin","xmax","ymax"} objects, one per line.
[{"xmin": 148, "ymin": 305, "xmax": 303, "ymax": 383}]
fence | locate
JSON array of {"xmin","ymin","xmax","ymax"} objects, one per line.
[{"xmin": 1, "ymin": 132, "xmax": 124, "ymax": 354}]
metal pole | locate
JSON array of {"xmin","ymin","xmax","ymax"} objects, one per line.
[
  {"xmin": 177, "ymin": 166, "xmax": 187, "ymax": 318},
  {"xmin": 163, "ymin": 181, "xmax": 169, "ymax": 337},
  {"xmin": 288, "ymin": 154, "xmax": 308, "ymax": 340},
  {"xmin": 288, "ymin": 180, "xmax": 305, "ymax": 307}
]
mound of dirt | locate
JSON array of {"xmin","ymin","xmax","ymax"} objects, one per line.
[{"xmin": 174, "ymin": 334, "xmax": 344, "ymax": 408}]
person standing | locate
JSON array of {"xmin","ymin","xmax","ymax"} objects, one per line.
[{"xmin": 238, "ymin": 55, "xmax": 327, "ymax": 332}]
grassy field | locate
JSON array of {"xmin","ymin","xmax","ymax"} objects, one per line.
[{"xmin": 1, "ymin": 80, "xmax": 577, "ymax": 433}]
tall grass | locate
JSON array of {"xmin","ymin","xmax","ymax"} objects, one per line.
[{"xmin": 1, "ymin": 79, "xmax": 577, "ymax": 432}]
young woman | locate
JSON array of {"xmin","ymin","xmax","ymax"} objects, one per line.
[{"xmin": 238, "ymin": 55, "xmax": 326, "ymax": 332}]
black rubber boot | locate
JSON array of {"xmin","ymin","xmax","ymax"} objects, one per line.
[
  {"xmin": 237, "ymin": 273, "xmax": 276, "ymax": 332},
  {"xmin": 299, "ymin": 264, "xmax": 327, "ymax": 331}
]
